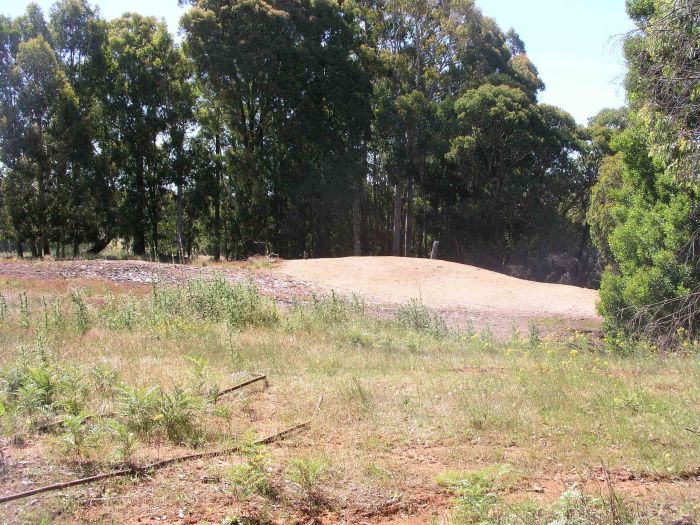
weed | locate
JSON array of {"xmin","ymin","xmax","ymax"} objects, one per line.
[
  {"xmin": 528, "ymin": 320, "xmax": 541, "ymax": 347},
  {"xmin": 185, "ymin": 355, "xmax": 216, "ymax": 399},
  {"xmin": 439, "ymin": 467, "xmax": 649, "ymax": 525},
  {"xmin": 149, "ymin": 276, "xmax": 278, "ymax": 330},
  {"xmin": 19, "ymin": 291, "xmax": 30, "ymax": 328},
  {"xmin": 222, "ymin": 510, "xmax": 272, "ymax": 525},
  {"xmin": 395, "ymin": 298, "xmax": 448, "ymax": 336},
  {"xmin": 107, "ymin": 420, "xmax": 138, "ymax": 465},
  {"xmin": 229, "ymin": 451, "xmax": 277, "ymax": 499},
  {"xmin": 211, "ymin": 404, "xmax": 234, "ymax": 435},
  {"xmin": 118, "ymin": 385, "xmax": 160, "ymax": 437},
  {"xmin": 343, "ymin": 376, "xmax": 373, "ymax": 413},
  {"xmin": 480, "ymin": 324, "xmax": 495, "ymax": 348},
  {"xmin": 42, "ymin": 297, "xmax": 49, "ymax": 331},
  {"xmin": 55, "ymin": 414, "xmax": 100, "ymax": 460},
  {"xmin": 0, "ymin": 291, "xmax": 6, "ymax": 323},
  {"xmin": 286, "ymin": 456, "xmax": 327, "ymax": 502},
  {"xmin": 51, "ymin": 298, "xmax": 65, "ymax": 329},
  {"xmin": 101, "ymin": 294, "xmax": 143, "ymax": 330},
  {"xmin": 117, "ymin": 382, "xmax": 205, "ymax": 445},
  {"xmin": 157, "ymin": 386, "xmax": 203, "ymax": 445},
  {"xmin": 437, "ymin": 465, "xmax": 515, "ymax": 524},
  {"xmin": 16, "ymin": 365, "xmax": 55, "ymax": 414},
  {"xmin": 69, "ymin": 289, "xmax": 90, "ymax": 335},
  {"xmin": 90, "ymin": 363, "xmax": 123, "ymax": 400}
]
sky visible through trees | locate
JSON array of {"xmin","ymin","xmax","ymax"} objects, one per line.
[
  {"xmin": 2, "ymin": 0, "xmax": 700, "ymax": 345},
  {"xmin": 3, "ymin": 0, "xmax": 634, "ymax": 124}
]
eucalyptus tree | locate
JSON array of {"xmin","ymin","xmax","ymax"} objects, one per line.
[
  {"xmin": 182, "ymin": 0, "xmax": 371, "ymax": 258},
  {"xmin": 0, "ymin": 31, "xmax": 77, "ymax": 257},
  {"xmin": 625, "ymin": 0, "xmax": 700, "ymax": 178},
  {"xmin": 105, "ymin": 13, "xmax": 186, "ymax": 257},
  {"xmin": 48, "ymin": 0, "xmax": 111, "ymax": 255},
  {"xmin": 358, "ymin": 0, "xmax": 546, "ymax": 258}
]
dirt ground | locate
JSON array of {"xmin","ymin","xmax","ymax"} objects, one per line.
[
  {"xmin": 0, "ymin": 256, "xmax": 601, "ymax": 337},
  {"xmin": 276, "ymin": 256, "xmax": 599, "ymax": 328}
]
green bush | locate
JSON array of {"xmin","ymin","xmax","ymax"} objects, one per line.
[
  {"xmin": 589, "ymin": 122, "xmax": 700, "ymax": 347},
  {"xmin": 149, "ymin": 276, "xmax": 278, "ymax": 330},
  {"xmin": 70, "ymin": 289, "xmax": 91, "ymax": 335},
  {"xmin": 395, "ymin": 298, "xmax": 448, "ymax": 336}
]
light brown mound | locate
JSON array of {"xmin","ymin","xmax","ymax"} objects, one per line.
[{"xmin": 275, "ymin": 256, "xmax": 599, "ymax": 321}]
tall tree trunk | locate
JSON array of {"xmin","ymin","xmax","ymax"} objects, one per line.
[
  {"xmin": 86, "ymin": 238, "xmax": 112, "ymax": 254},
  {"xmin": 37, "ymin": 120, "xmax": 49, "ymax": 258},
  {"xmin": 16, "ymin": 240, "xmax": 23, "ymax": 258},
  {"xmin": 392, "ymin": 181, "xmax": 402, "ymax": 256},
  {"xmin": 30, "ymin": 239, "xmax": 38, "ymax": 258},
  {"xmin": 133, "ymin": 157, "xmax": 146, "ymax": 256},
  {"xmin": 576, "ymin": 224, "xmax": 590, "ymax": 285},
  {"xmin": 353, "ymin": 144, "xmax": 368, "ymax": 256},
  {"xmin": 176, "ymin": 179, "xmax": 185, "ymax": 263},
  {"xmin": 42, "ymin": 236, "xmax": 50, "ymax": 257},
  {"xmin": 353, "ymin": 180, "xmax": 362, "ymax": 256},
  {"xmin": 404, "ymin": 178, "xmax": 414, "ymax": 257},
  {"xmin": 352, "ymin": 191, "xmax": 362, "ymax": 256},
  {"xmin": 151, "ymin": 217, "xmax": 158, "ymax": 261},
  {"xmin": 73, "ymin": 237, "xmax": 80, "ymax": 258},
  {"xmin": 213, "ymin": 134, "xmax": 222, "ymax": 262}
]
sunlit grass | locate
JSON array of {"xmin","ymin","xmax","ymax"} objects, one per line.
[{"xmin": 0, "ymin": 277, "xmax": 698, "ymax": 523}]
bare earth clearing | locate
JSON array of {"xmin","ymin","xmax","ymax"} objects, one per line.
[
  {"xmin": 277, "ymin": 257, "xmax": 600, "ymax": 333},
  {"xmin": 0, "ymin": 256, "xmax": 601, "ymax": 337}
]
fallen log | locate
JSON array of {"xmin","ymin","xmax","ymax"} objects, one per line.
[
  {"xmin": 214, "ymin": 374, "xmax": 267, "ymax": 402},
  {"xmin": 0, "ymin": 417, "xmax": 311, "ymax": 505},
  {"xmin": 39, "ymin": 374, "xmax": 268, "ymax": 431}
]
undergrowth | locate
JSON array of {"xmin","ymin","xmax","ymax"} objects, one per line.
[
  {"xmin": 438, "ymin": 466, "xmax": 648, "ymax": 525},
  {"xmin": 0, "ymin": 277, "xmax": 697, "ymax": 523}
]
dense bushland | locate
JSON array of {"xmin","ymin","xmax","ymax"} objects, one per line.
[{"xmin": 0, "ymin": 0, "xmax": 611, "ymax": 284}]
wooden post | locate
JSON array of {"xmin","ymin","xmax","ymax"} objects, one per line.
[{"xmin": 430, "ymin": 241, "xmax": 439, "ymax": 260}]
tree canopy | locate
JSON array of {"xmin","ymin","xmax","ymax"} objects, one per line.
[{"xmin": 0, "ymin": 0, "xmax": 603, "ymax": 287}]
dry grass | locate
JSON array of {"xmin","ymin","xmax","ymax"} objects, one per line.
[{"xmin": 0, "ymin": 277, "xmax": 698, "ymax": 524}]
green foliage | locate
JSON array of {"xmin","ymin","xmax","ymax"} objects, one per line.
[
  {"xmin": 286, "ymin": 456, "xmax": 327, "ymax": 500},
  {"xmin": 100, "ymin": 293, "xmax": 144, "ymax": 330},
  {"xmin": 0, "ymin": 345, "xmax": 95, "ymax": 435},
  {"xmin": 342, "ymin": 376, "xmax": 373, "ymax": 413},
  {"xmin": 90, "ymin": 362, "xmax": 122, "ymax": 399},
  {"xmin": 107, "ymin": 420, "xmax": 138, "ymax": 465},
  {"xmin": 150, "ymin": 276, "xmax": 279, "ymax": 330},
  {"xmin": 18, "ymin": 291, "xmax": 30, "ymax": 328},
  {"xmin": 625, "ymin": 0, "xmax": 700, "ymax": 179},
  {"xmin": 69, "ymin": 288, "xmax": 90, "ymax": 334},
  {"xmin": 0, "ymin": 291, "xmax": 6, "ymax": 323},
  {"xmin": 157, "ymin": 385, "xmax": 203, "ymax": 445},
  {"xmin": 395, "ymin": 298, "xmax": 448, "ymax": 336},
  {"xmin": 590, "ymin": 118, "xmax": 700, "ymax": 345},
  {"xmin": 117, "ymin": 383, "xmax": 203, "ymax": 445},
  {"xmin": 117, "ymin": 385, "xmax": 160, "ymax": 437},
  {"xmin": 55, "ymin": 413, "xmax": 101, "ymax": 460},
  {"xmin": 438, "ymin": 466, "xmax": 646, "ymax": 525},
  {"xmin": 0, "ymin": 0, "xmax": 589, "ymax": 276},
  {"xmin": 229, "ymin": 439, "xmax": 276, "ymax": 499},
  {"xmin": 585, "ymin": 0, "xmax": 700, "ymax": 345}
]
